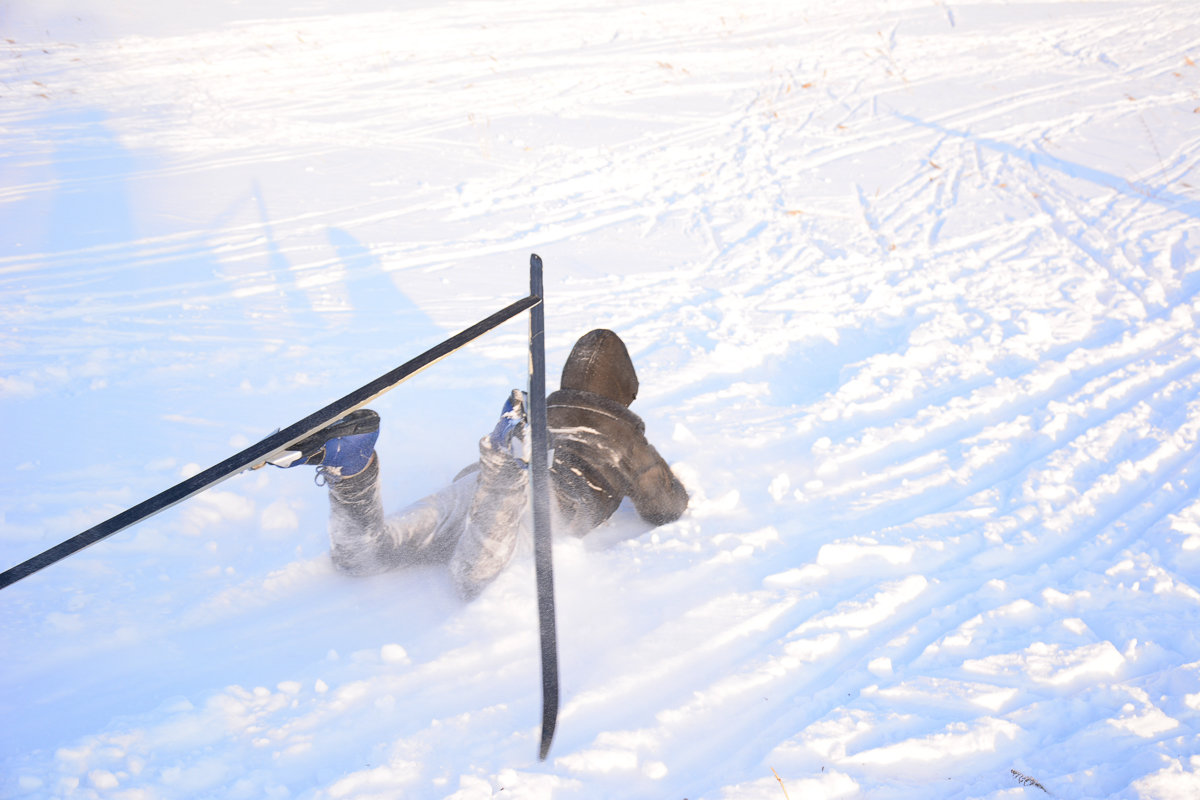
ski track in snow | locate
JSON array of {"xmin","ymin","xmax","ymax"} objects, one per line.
[{"xmin": 2, "ymin": 0, "xmax": 1200, "ymax": 797}]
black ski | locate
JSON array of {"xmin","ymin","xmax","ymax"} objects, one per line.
[
  {"xmin": 0, "ymin": 291, "xmax": 540, "ymax": 591},
  {"xmin": 527, "ymin": 253, "xmax": 560, "ymax": 760}
]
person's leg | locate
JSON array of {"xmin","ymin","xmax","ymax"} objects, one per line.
[
  {"xmin": 276, "ymin": 394, "xmax": 532, "ymax": 595},
  {"xmin": 378, "ymin": 466, "xmax": 479, "ymax": 566},
  {"xmin": 327, "ymin": 454, "xmax": 479, "ymax": 575},
  {"xmin": 449, "ymin": 391, "xmax": 530, "ymax": 599},
  {"xmin": 325, "ymin": 452, "xmax": 392, "ymax": 575},
  {"xmin": 270, "ymin": 408, "xmax": 467, "ymax": 575}
]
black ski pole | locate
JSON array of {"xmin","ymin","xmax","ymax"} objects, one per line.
[{"xmin": 0, "ymin": 292, "xmax": 540, "ymax": 591}]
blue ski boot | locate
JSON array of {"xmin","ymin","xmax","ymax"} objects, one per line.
[
  {"xmin": 269, "ymin": 408, "xmax": 380, "ymax": 479},
  {"xmin": 486, "ymin": 389, "xmax": 528, "ymax": 460}
]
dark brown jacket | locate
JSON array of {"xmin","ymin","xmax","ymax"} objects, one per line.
[{"xmin": 547, "ymin": 330, "xmax": 688, "ymax": 534}]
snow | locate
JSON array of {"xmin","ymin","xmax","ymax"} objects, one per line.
[{"xmin": 2, "ymin": 0, "xmax": 1199, "ymax": 797}]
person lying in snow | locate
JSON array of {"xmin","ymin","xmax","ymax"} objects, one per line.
[{"xmin": 272, "ymin": 329, "xmax": 689, "ymax": 599}]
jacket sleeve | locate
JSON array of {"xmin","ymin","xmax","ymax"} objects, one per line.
[{"xmin": 625, "ymin": 439, "xmax": 689, "ymax": 526}]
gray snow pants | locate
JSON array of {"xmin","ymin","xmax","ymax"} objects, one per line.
[{"xmin": 326, "ymin": 437, "xmax": 529, "ymax": 599}]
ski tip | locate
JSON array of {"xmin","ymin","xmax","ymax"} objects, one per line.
[
  {"xmin": 529, "ymin": 253, "xmax": 544, "ymax": 299},
  {"xmin": 538, "ymin": 728, "xmax": 555, "ymax": 761},
  {"xmin": 538, "ymin": 692, "xmax": 558, "ymax": 760}
]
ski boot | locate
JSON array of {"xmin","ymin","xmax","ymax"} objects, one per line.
[
  {"xmin": 268, "ymin": 408, "xmax": 380, "ymax": 480},
  {"xmin": 485, "ymin": 389, "xmax": 528, "ymax": 462}
]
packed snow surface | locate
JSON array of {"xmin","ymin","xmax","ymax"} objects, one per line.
[{"xmin": 3, "ymin": 0, "xmax": 1200, "ymax": 797}]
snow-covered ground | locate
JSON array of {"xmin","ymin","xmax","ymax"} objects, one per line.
[{"xmin": 3, "ymin": 0, "xmax": 1200, "ymax": 797}]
